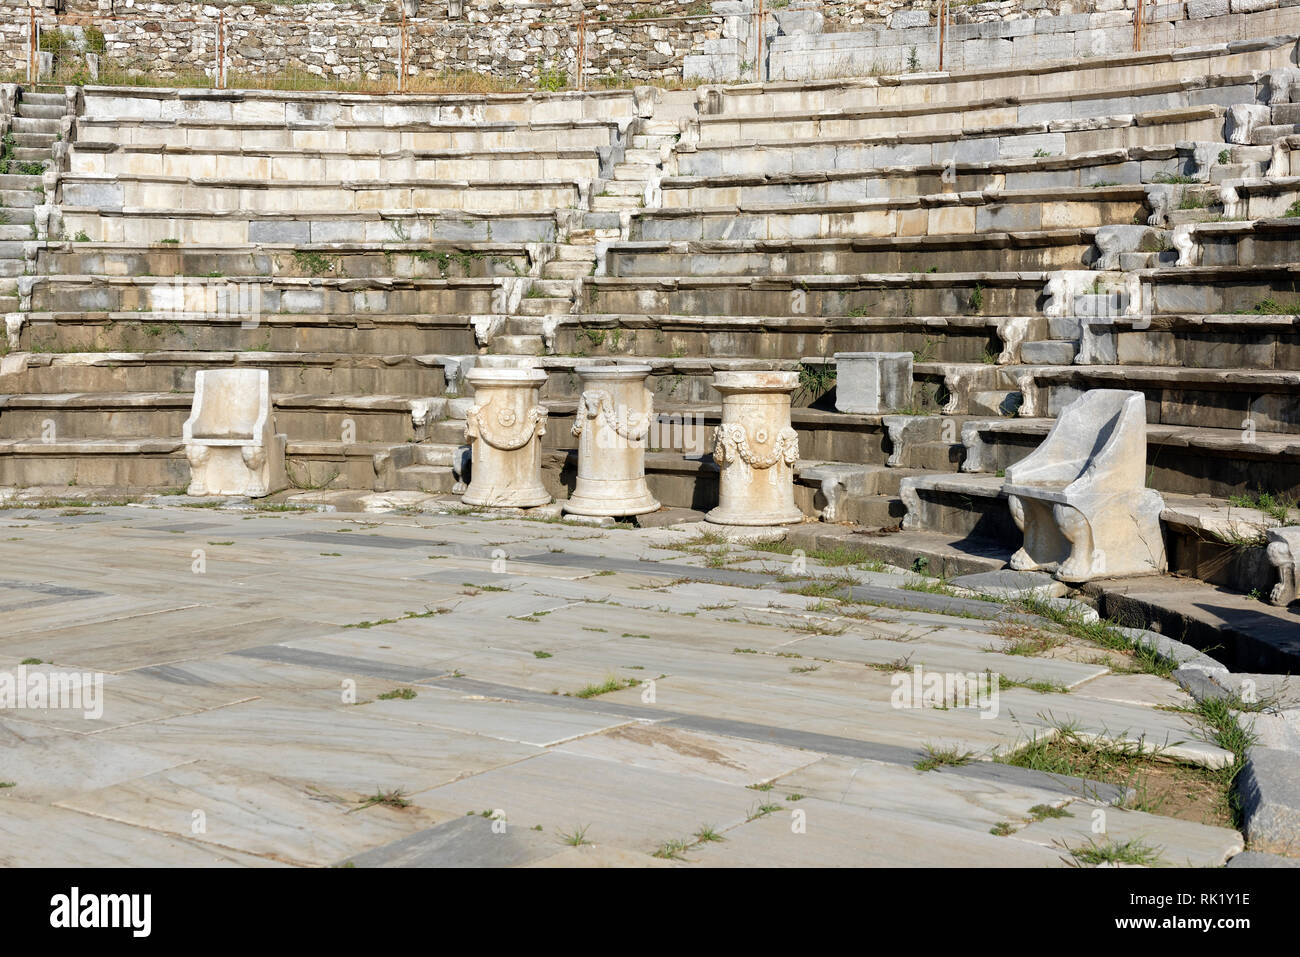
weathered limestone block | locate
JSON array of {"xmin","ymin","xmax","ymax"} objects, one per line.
[
  {"xmin": 183, "ymin": 369, "xmax": 287, "ymax": 498},
  {"xmin": 1266, "ymin": 527, "xmax": 1300, "ymax": 607},
  {"xmin": 564, "ymin": 364, "xmax": 660, "ymax": 517},
  {"xmin": 462, "ymin": 366, "xmax": 551, "ymax": 508},
  {"xmin": 833, "ymin": 351, "xmax": 912, "ymax": 414},
  {"xmin": 1003, "ymin": 389, "xmax": 1166, "ymax": 582},
  {"xmin": 706, "ymin": 371, "xmax": 803, "ymax": 527}
]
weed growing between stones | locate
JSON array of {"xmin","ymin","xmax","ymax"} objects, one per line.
[
  {"xmin": 914, "ymin": 743, "xmax": 975, "ymax": 771},
  {"xmin": 998, "ymin": 718, "xmax": 1231, "ymax": 827},
  {"xmin": 1064, "ymin": 836, "xmax": 1164, "ymax": 866}
]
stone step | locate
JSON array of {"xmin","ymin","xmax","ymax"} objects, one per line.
[
  {"xmin": 607, "ymin": 231, "xmax": 1094, "ymax": 276},
  {"xmin": 1230, "ymin": 145, "xmax": 1274, "ymax": 164},
  {"xmin": 0, "ymin": 189, "xmax": 39, "ymax": 207},
  {"xmin": 601, "ymin": 179, "xmax": 646, "ymax": 197},
  {"xmin": 15, "ymin": 103, "xmax": 64, "ymax": 120},
  {"xmin": 12, "ymin": 132, "xmax": 55, "ymax": 148},
  {"xmin": 11, "ymin": 148, "xmax": 51, "ymax": 163},
  {"xmin": 639, "ymin": 120, "xmax": 680, "ymax": 136},
  {"xmin": 0, "ymin": 352, "xmax": 451, "ymax": 396},
  {"xmin": 550, "ymin": 244, "xmax": 598, "ymax": 262},
  {"xmin": 516, "ymin": 296, "xmax": 570, "ymax": 316},
  {"xmin": 623, "ymin": 148, "xmax": 662, "ymax": 166},
  {"xmin": 1020, "ymin": 340, "xmax": 1077, "ymax": 364},
  {"xmin": 531, "ymin": 279, "xmax": 575, "ymax": 297},
  {"xmin": 1210, "ymin": 162, "xmax": 1263, "ymax": 183},
  {"xmin": 630, "ymin": 134, "xmax": 677, "ymax": 150},
  {"xmin": 612, "ymin": 163, "xmax": 657, "ymax": 182},
  {"xmin": 490, "ymin": 334, "xmax": 544, "ymax": 355},
  {"xmin": 0, "ymin": 259, "xmax": 26, "ymax": 278},
  {"xmin": 390, "ymin": 464, "xmax": 456, "ymax": 493},
  {"xmin": 0, "ymin": 437, "xmax": 189, "ymax": 489},
  {"xmin": 18, "ymin": 92, "xmax": 66, "ymax": 107},
  {"xmin": 542, "ymin": 260, "xmax": 594, "ymax": 279},
  {"xmin": 0, "ymin": 173, "xmax": 42, "ymax": 190},
  {"xmin": 1252, "ymin": 124, "xmax": 1300, "ymax": 145},
  {"xmin": 591, "ymin": 194, "xmax": 643, "ymax": 211},
  {"xmin": 0, "ymin": 392, "xmax": 448, "ymax": 444},
  {"xmin": 11, "ymin": 116, "xmax": 60, "ymax": 134},
  {"xmin": 0, "ymin": 207, "xmax": 35, "ymax": 225},
  {"xmin": 428, "ymin": 419, "xmax": 466, "ymax": 444},
  {"xmin": 1166, "ymin": 208, "xmax": 1227, "ymax": 225}
]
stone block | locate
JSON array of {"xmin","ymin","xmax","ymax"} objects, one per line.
[
  {"xmin": 889, "ymin": 9, "xmax": 931, "ymax": 29},
  {"xmin": 1239, "ymin": 747, "xmax": 1300, "ymax": 855},
  {"xmin": 249, "ymin": 220, "xmax": 311, "ymax": 244},
  {"xmin": 1020, "ymin": 340, "xmax": 1077, "ymax": 365},
  {"xmin": 833, "ymin": 352, "xmax": 913, "ymax": 414}
]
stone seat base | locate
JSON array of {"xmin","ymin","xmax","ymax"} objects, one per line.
[{"xmin": 900, "ymin": 471, "xmax": 1290, "ymax": 598}]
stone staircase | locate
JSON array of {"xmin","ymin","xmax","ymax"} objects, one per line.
[
  {"xmin": 0, "ymin": 89, "xmax": 65, "ymax": 318},
  {"xmin": 485, "ymin": 115, "xmax": 681, "ymax": 354}
]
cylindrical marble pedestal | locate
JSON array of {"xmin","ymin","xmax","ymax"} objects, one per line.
[
  {"xmin": 706, "ymin": 370, "xmax": 804, "ymax": 526},
  {"xmin": 462, "ymin": 366, "xmax": 551, "ymax": 507},
  {"xmin": 564, "ymin": 364, "xmax": 660, "ymax": 517}
]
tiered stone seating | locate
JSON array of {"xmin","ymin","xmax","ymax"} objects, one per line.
[
  {"xmin": 4, "ymin": 35, "xmax": 1300, "ymax": 613},
  {"xmin": 0, "ymin": 85, "xmax": 651, "ymax": 493}
]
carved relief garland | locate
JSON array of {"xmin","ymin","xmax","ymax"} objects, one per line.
[
  {"xmin": 571, "ymin": 389, "xmax": 652, "ymax": 442},
  {"xmin": 466, "ymin": 400, "xmax": 548, "ymax": 451},
  {"xmin": 712, "ymin": 423, "xmax": 799, "ymax": 470}
]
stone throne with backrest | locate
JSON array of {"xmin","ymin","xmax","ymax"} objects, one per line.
[
  {"xmin": 183, "ymin": 369, "xmax": 287, "ymax": 498},
  {"xmin": 1001, "ymin": 389, "xmax": 1165, "ymax": 583}
]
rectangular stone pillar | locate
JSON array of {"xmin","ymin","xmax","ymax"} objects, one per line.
[{"xmin": 833, "ymin": 352, "xmax": 913, "ymax": 414}]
